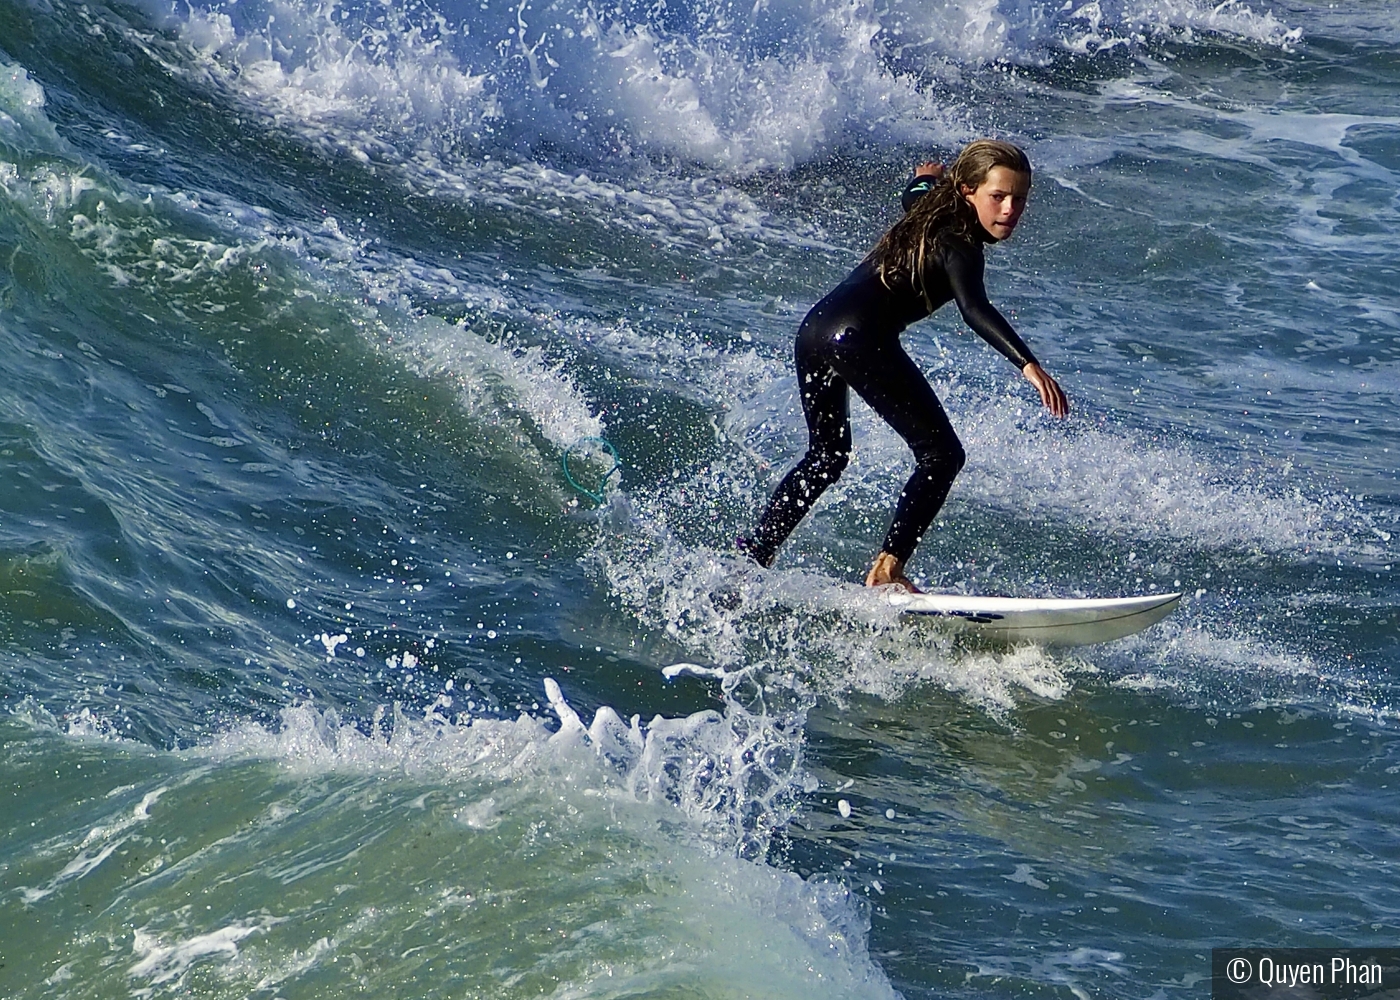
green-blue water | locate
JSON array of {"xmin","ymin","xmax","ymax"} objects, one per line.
[{"xmin": 1, "ymin": 0, "xmax": 1397, "ymax": 995}]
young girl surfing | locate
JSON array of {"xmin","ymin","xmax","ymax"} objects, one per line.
[{"xmin": 740, "ymin": 139, "xmax": 1069, "ymax": 592}]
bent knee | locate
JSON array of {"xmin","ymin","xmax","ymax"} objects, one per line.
[{"xmin": 912, "ymin": 439, "xmax": 965, "ymax": 476}]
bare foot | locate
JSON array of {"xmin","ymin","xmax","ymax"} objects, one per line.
[{"xmin": 865, "ymin": 552, "xmax": 922, "ymax": 593}]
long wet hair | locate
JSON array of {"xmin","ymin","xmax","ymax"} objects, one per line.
[{"xmin": 866, "ymin": 138, "xmax": 1032, "ymax": 305}]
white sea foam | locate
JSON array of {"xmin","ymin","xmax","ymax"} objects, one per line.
[
  {"xmin": 402, "ymin": 318, "xmax": 603, "ymax": 450},
  {"xmin": 1046, "ymin": 0, "xmax": 1302, "ymax": 54},
  {"xmin": 1057, "ymin": 81, "xmax": 1400, "ymax": 252},
  {"xmin": 129, "ymin": 921, "xmax": 269, "ymax": 986},
  {"xmin": 1104, "ymin": 612, "xmax": 1329, "ymax": 687},
  {"xmin": 3, "ymin": 136, "xmax": 605, "ymax": 476},
  {"xmin": 719, "ymin": 364, "xmax": 1374, "ymax": 559},
  {"xmin": 119, "ymin": 0, "xmax": 1301, "ymax": 177},
  {"xmin": 136, "ymin": 0, "xmax": 497, "ymax": 135},
  {"xmin": 0, "ymin": 60, "xmax": 64, "ymax": 152},
  {"xmin": 590, "ymin": 523, "xmax": 1079, "ymax": 714},
  {"xmin": 207, "ymin": 682, "xmax": 811, "ymax": 860},
  {"xmin": 142, "ymin": 0, "xmax": 937, "ymax": 172},
  {"xmin": 15, "ymin": 770, "xmax": 175, "ymax": 904},
  {"xmin": 7, "ymin": 684, "xmax": 895, "ymax": 996},
  {"xmin": 950, "ymin": 385, "xmax": 1353, "ymax": 555},
  {"xmin": 188, "ymin": 692, "xmax": 897, "ymax": 997},
  {"xmin": 188, "ymin": 190, "xmax": 608, "ymax": 453},
  {"xmin": 8, "ymin": 697, "xmax": 128, "ymax": 742}
]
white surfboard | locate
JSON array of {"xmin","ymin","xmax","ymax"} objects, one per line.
[{"xmin": 888, "ymin": 591, "xmax": 1181, "ymax": 647}]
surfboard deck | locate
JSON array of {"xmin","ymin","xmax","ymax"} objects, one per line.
[{"xmin": 888, "ymin": 591, "xmax": 1181, "ymax": 647}]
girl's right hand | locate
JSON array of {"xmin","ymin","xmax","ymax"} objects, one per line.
[{"xmin": 914, "ymin": 161, "xmax": 945, "ymax": 179}]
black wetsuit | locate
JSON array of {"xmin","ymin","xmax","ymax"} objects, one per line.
[{"xmin": 742, "ymin": 176, "xmax": 1038, "ymax": 568}]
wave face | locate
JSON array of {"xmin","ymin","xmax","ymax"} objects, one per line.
[{"xmin": 3, "ymin": 0, "xmax": 1400, "ymax": 997}]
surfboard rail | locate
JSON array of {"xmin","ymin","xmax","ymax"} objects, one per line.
[{"xmin": 889, "ymin": 592, "xmax": 1181, "ymax": 647}]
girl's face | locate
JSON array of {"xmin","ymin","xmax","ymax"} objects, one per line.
[{"xmin": 962, "ymin": 166, "xmax": 1031, "ymax": 241}]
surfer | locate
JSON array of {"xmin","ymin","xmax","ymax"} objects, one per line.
[{"xmin": 739, "ymin": 139, "xmax": 1069, "ymax": 592}]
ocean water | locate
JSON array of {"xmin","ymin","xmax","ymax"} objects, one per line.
[{"xmin": 1, "ymin": 0, "xmax": 1397, "ymax": 994}]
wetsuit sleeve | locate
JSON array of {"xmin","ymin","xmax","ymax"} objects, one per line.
[
  {"xmin": 901, "ymin": 175, "xmax": 937, "ymax": 213},
  {"xmin": 939, "ymin": 239, "xmax": 1039, "ymax": 369}
]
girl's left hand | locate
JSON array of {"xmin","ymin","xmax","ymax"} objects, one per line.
[{"xmin": 1022, "ymin": 362, "xmax": 1069, "ymax": 418}]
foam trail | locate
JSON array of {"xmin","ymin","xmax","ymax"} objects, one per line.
[{"xmin": 590, "ymin": 522, "xmax": 1081, "ymax": 715}]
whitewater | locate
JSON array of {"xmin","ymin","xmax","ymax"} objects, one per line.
[{"xmin": 1, "ymin": 0, "xmax": 1397, "ymax": 995}]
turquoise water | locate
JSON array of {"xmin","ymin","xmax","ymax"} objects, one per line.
[{"xmin": 1, "ymin": 0, "xmax": 1397, "ymax": 995}]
